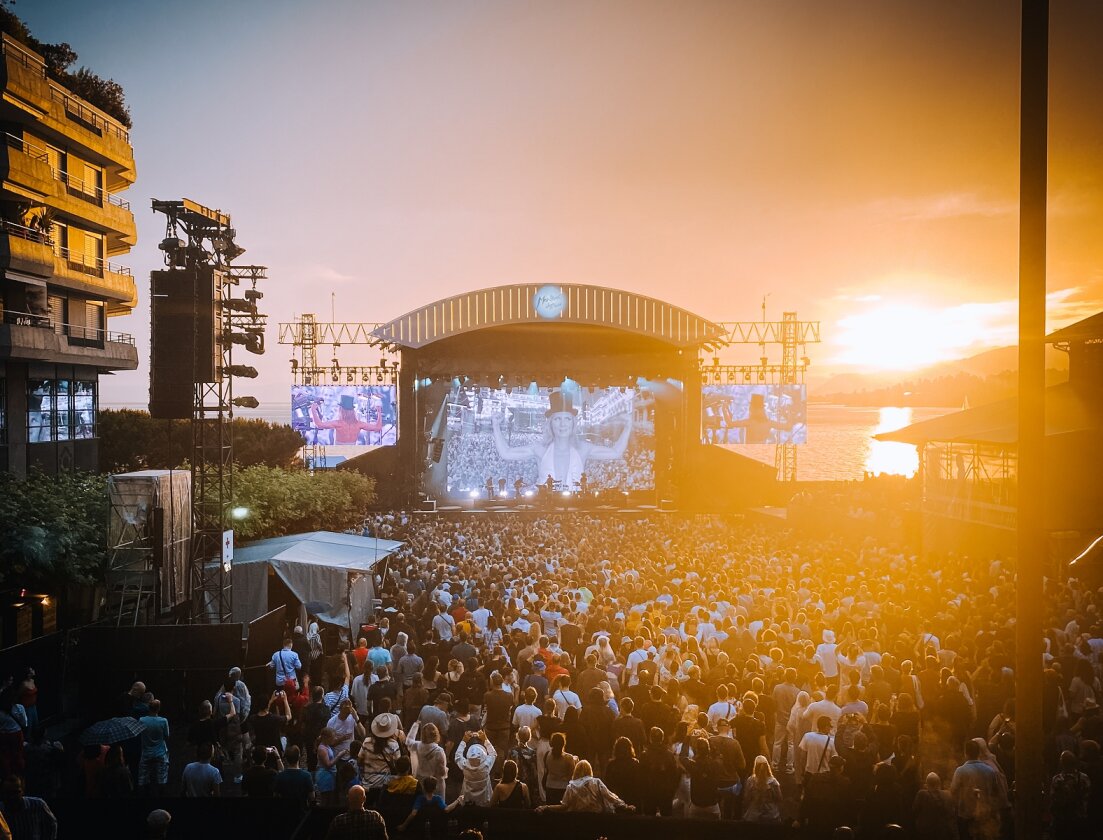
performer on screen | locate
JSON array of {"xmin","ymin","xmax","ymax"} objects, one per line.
[
  {"xmin": 728, "ymin": 392, "xmax": 798, "ymax": 444},
  {"xmin": 491, "ymin": 389, "xmax": 632, "ymax": 487},
  {"xmin": 309, "ymin": 393, "xmax": 382, "ymax": 445}
]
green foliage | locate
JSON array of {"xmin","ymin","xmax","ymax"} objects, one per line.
[
  {"xmin": 0, "ymin": 7, "xmax": 132, "ymax": 128},
  {"xmin": 230, "ymin": 466, "xmax": 377, "ymax": 541},
  {"xmin": 99, "ymin": 410, "xmax": 304, "ymax": 473},
  {"xmin": 0, "ymin": 470, "xmax": 109, "ymax": 589},
  {"xmin": 65, "ymin": 67, "xmax": 131, "ymax": 128}
]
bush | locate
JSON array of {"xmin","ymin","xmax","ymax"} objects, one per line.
[
  {"xmin": 0, "ymin": 470, "xmax": 109, "ymax": 589},
  {"xmin": 230, "ymin": 465, "xmax": 377, "ymax": 540}
]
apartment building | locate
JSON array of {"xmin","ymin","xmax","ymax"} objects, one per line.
[{"xmin": 0, "ymin": 32, "xmax": 137, "ymax": 475}]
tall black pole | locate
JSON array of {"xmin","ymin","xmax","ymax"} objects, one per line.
[{"xmin": 1015, "ymin": 0, "xmax": 1047, "ymax": 837}]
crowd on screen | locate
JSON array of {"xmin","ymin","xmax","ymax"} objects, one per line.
[
  {"xmin": 2, "ymin": 512, "xmax": 1103, "ymax": 840},
  {"xmin": 444, "ymin": 431, "xmax": 655, "ymax": 494}
]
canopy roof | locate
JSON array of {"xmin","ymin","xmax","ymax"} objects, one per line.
[
  {"xmin": 372, "ymin": 283, "xmax": 726, "ymax": 349},
  {"xmin": 234, "ymin": 531, "xmax": 403, "ymax": 629},
  {"xmin": 875, "ymin": 382, "xmax": 1099, "ymax": 446}
]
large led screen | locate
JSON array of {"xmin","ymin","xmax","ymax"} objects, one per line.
[
  {"xmin": 426, "ymin": 381, "xmax": 656, "ymax": 496},
  {"xmin": 702, "ymin": 384, "xmax": 807, "ymax": 444},
  {"xmin": 292, "ymin": 386, "xmax": 397, "ymax": 446}
]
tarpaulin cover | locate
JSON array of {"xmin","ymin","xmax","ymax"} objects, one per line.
[
  {"xmin": 232, "ymin": 531, "xmax": 402, "ymax": 630},
  {"xmin": 108, "ymin": 469, "xmax": 192, "ymax": 608}
]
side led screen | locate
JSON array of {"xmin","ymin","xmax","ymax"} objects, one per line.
[
  {"xmin": 292, "ymin": 385, "xmax": 397, "ymax": 446},
  {"xmin": 702, "ymin": 384, "xmax": 806, "ymax": 444}
]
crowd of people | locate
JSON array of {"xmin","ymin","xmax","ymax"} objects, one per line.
[{"xmin": 3, "ymin": 512, "xmax": 1103, "ymax": 840}]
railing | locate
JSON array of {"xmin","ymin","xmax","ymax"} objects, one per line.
[
  {"xmin": 55, "ymin": 244, "xmax": 131, "ymax": 277},
  {"xmin": 3, "ymin": 131, "xmax": 48, "ymax": 163},
  {"xmin": 0, "ymin": 219, "xmax": 53, "ymax": 245},
  {"xmin": 52, "ymin": 168, "xmax": 131, "ymax": 210},
  {"xmin": 1, "ymin": 308, "xmax": 135, "ymax": 345},
  {"xmin": 50, "ymin": 85, "xmax": 130, "ymax": 143},
  {"xmin": 0, "ymin": 35, "xmax": 46, "ymax": 76}
]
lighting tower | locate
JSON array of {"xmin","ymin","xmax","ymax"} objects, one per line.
[
  {"xmin": 707, "ymin": 311, "xmax": 820, "ymax": 481},
  {"xmin": 278, "ymin": 315, "xmax": 400, "ymax": 470},
  {"xmin": 150, "ymin": 199, "xmax": 267, "ymax": 623}
]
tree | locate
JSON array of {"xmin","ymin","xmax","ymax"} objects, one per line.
[
  {"xmin": 99, "ymin": 410, "xmax": 304, "ymax": 473},
  {"xmin": 0, "ymin": 7, "xmax": 133, "ymax": 128},
  {"xmin": 230, "ymin": 466, "xmax": 377, "ymax": 541},
  {"xmin": 0, "ymin": 471, "xmax": 109, "ymax": 590}
]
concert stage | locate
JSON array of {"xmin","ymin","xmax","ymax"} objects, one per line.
[{"xmin": 335, "ymin": 284, "xmax": 781, "ymax": 512}]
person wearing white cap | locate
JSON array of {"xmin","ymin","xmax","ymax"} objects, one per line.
[
  {"xmin": 446, "ymin": 732, "xmax": 497, "ymax": 809},
  {"xmin": 815, "ymin": 630, "xmax": 840, "ymax": 684}
]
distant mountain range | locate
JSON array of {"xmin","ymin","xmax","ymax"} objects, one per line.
[{"xmin": 811, "ymin": 345, "xmax": 1069, "ymax": 407}]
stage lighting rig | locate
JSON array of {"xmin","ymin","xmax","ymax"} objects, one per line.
[
  {"xmin": 231, "ymin": 396, "xmax": 260, "ymax": 409},
  {"xmin": 223, "ymin": 365, "xmax": 259, "ymax": 379}
]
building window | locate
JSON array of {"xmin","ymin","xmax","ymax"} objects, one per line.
[
  {"xmin": 48, "ymin": 294, "xmax": 66, "ymax": 333},
  {"xmin": 55, "ymin": 379, "xmax": 71, "ymax": 441},
  {"xmin": 74, "ymin": 380, "xmax": 96, "ymax": 439},
  {"xmin": 27, "ymin": 380, "xmax": 54, "ymax": 442},
  {"xmin": 85, "ymin": 301, "xmax": 104, "ymax": 339}
]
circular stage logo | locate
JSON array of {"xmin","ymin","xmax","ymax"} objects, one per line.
[{"xmin": 533, "ymin": 285, "xmax": 566, "ymax": 319}]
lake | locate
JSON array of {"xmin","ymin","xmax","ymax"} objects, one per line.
[{"xmin": 103, "ymin": 402, "xmax": 948, "ymax": 482}]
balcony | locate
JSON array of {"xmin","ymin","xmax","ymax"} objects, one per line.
[
  {"xmin": 0, "ymin": 307, "xmax": 137, "ymax": 370},
  {"xmin": 1, "ymin": 35, "xmax": 135, "ymax": 184},
  {"xmin": 0, "ymin": 134, "xmax": 136, "ymax": 245},
  {"xmin": 52, "ymin": 245, "xmax": 137, "ymax": 310},
  {"xmin": 0, "ymin": 219, "xmax": 54, "ymax": 277}
]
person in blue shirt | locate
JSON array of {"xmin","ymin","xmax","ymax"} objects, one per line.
[
  {"xmin": 138, "ymin": 699, "xmax": 170, "ymax": 795},
  {"xmin": 396, "ymin": 776, "xmax": 446, "ymax": 834}
]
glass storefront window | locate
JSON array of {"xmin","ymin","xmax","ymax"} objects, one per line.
[
  {"xmin": 27, "ymin": 380, "xmax": 54, "ymax": 442},
  {"xmin": 74, "ymin": 380, "xmax": 96, "ymax": 439}
]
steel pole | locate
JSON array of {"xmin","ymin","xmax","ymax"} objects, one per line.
[{"xmin": 1015, "ymin": 0, "xmax": 1048, "ymax": 837}]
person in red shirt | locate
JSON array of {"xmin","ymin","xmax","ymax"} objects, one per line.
[{"xmin": 352, "ymin": 639, "xmax": 369, "ymax": 672}]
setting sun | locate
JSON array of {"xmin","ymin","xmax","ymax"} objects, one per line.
[{"xmin": 829, "ymin": 299, "xmax": 1016, "ymax": 371}]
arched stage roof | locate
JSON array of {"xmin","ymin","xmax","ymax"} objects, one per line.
[{"xmin": 372, "ymin": 283, "xmax": 725, "ymax": 350}]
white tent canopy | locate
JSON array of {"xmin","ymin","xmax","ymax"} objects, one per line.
[{"xmin": 233, "ymin": 531, "xmax": 403, "ymax": 630}]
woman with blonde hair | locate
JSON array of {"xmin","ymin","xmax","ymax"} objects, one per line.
[
  {"xmin": 314, "ymin": 727, "xmax": 340, "ymax": 806},
  {"xmin": 741, "ymin": 755, "xmax": 783, "ymax": 823},
  {"xmin": 406, "ymin": 720, "xmax": 446, "ymax": 795},
  {"xmin": 535, "ymin": 759, "xmax": 631, "ymax": 814}
]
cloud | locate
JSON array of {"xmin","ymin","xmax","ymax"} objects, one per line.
[{"xmin": 866, "ymin": 192, "xmax": 1016, "ymax": 222}]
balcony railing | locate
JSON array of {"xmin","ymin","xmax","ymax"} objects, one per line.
[
  {"xmin": 49, "ymin": 85, "xmax": 130, "ymax": 143},
  {"xmin": 3, "ymin": 132, "xmax": 131, "ymax": 210},
  {"xmin": 3, "ymin": 131, "xmax": 48, "ymax": 163},
  {"xmin": 52, "ymin": 168, "xmax": 131, "ymax": 210},
  {"xmin": 1, "ymin": 308, "xmax": 135, "ymax": 345},
  {"xmin": 55, "ymin": 244, "xmax": 131, "ymax": 278},
  {"xmin": 0, "ymin": 36, "xmax": 130, "ymax": 143},
  {"xmin": 0, "ymin": 219, "xmax": 53, "ymax": 245},
  {"xmin": 0, "ymin": 35, "xmax": 46, "ymax": 76}
]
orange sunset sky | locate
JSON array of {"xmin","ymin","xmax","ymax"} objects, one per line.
[{"xmin": 28, "ymin": 0, "xmax": 1103, "ymax": 402}]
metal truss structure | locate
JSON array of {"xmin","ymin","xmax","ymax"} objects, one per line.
[
  {"xmin": 702, "ymin": 311, "xmax": 820, "ymax": 481},
  {"xmin": 151, "ymin": 199, "xmax": 267, "ymax": 623}
]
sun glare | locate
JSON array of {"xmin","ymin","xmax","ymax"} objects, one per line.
[{"xmin": 830, "ymin": 301, "xmax": 1009, "ymax": 371}]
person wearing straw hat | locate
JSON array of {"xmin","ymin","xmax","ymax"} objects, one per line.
[
  {"xmin": 361, "ymin": 711, "xmax": 405, "ymax": 790},
  {"xmin": 491, "ymin": 389, "xmax": 632, "ymax": 488}
]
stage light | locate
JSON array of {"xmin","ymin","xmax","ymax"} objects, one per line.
[
  {"xmin": 303, "ymin": 373, "xmax": 312, "ymax": 385},
  {"xmin": 712, "ymin": 357, "xmax": 719, "ymax": 366},
  {"xmin": 469, "ymin": 489, "xmax": 479, "ymax": 498},
  {"xmin": 232, "ymin": 396, "xmax": 260, "ymax": 409},
  {"xmin": 524, "ymin": 490, "xmax": 534, "ymax": 498},
  {"xmin": 362, "ymin": 371, "xmax": 370, "ymax": 383},
  {"xmin": 562, "ymin": 490, "xmax": 571, "ymax": 497},
  {"xmin": 231, "ymin": 506, "xmax": 250, "ymax": 520},
  {"xmin": 727, "ymin": 371, "xmax": 735, "ymax": 384},
  {"xmin": 290, "ymin": 359, "xmax": 298, "ymax": 371},
  {"xmin": 376, "ymin": 371, "xmax": 385, "ymax": 383},
  {"xmin": 224, "ymin": 364, "xmax": 259, "ymax": 378},
  {"xmin": 380, "ymin": 358, "xmax": 388, "ymax": 368},
  {"xmin": 758, "ymin": 370, "xmax": 766, "ymax": 382},
  {"xmin": 744, "ymin": 371, "xmax": 752, "ymax": 383},
  {"xmin": 346, "ymin": 370, "xmax": 355, "ymax": 384},
  {"xmin": 700, "ymin": 373, "xmax": 708, "ymax": 385},
  {"xmin": 331, "ymin": 369, "xmax": 339, "ymax": 383}
]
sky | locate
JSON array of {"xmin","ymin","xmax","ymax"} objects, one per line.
[{"xmin": 22, "ymin": 0, "xmax": 1103, "ymax": 406}]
